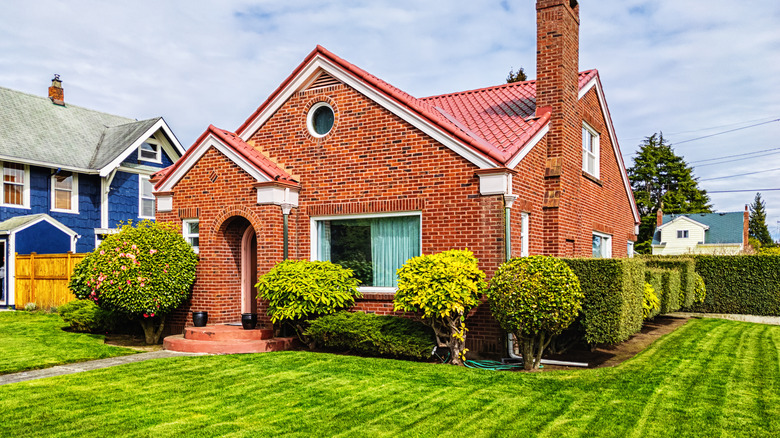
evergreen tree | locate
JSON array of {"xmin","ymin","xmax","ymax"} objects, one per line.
[
  {"xmin": 627, "ymin": 133, "xmax": 712, "ymax": 252},
  {"xmin": 749, "ymin": 192, "xmax": 773, "ymax": 246},
  {"xmin": 506, "ymin": 67, "xmax": 527, "ymax": 83}
]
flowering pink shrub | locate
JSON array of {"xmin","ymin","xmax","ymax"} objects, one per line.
[{"xmin": 69, "ymin": 220, "xmax": 198, "ymax": 343}]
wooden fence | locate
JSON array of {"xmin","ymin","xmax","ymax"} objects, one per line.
[{"xmin": 15, "ymin": 252, "xmax": 87, "ymax": 310}]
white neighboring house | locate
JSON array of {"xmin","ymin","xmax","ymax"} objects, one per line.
[{"xmin": 651, "ymin": 209, "xmax": 748, "ymax": 255}]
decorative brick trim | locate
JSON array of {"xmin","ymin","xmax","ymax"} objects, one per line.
[
  {"xmin": 515, "ymin": 199, "xmax": 534, "ymax": 212},
  {"xmin": 545, "ymin": 157, "xmax": 563, "ymax": 177},
  {"xmin": 543, "ymin": 190, "xmax": 561, "ymax": 208},
  {"xmin": 308, "ymin": 198, "xmax": 425, "ymax": 217},
  {"xmin": 593, "ymin": 223, "xmax": 615, "ymax": 235},
  {"xmin": 211, "ymin": 205, "xmax": 265, "ymax": 237},
  {"xmin": 627, "ymin": 233, "xmax": 638, "ymax": 242},
  {"xmin": 178, "ymin": 207, "xmax": 199, "ymax": 219},
  {"xmin": 356, "ymin": 292, "xmax": 395, "ymax": 302}
]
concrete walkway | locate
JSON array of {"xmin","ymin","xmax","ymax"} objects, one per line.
[
  {"xmin": 0, "ymin": 350, "xmax": 203, "ymax": 386},
  {"xmin": 672, "ymin": 312, "xmax": 780, "ymax": 326}
]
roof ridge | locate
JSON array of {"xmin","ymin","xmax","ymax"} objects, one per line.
[
  {"xmin": 421, "ymin": 80, "xmax": 537, "ymax": 101},
  {"xmin": 0, "ymin": 85, "xmax": 136, "ymax": 122}
]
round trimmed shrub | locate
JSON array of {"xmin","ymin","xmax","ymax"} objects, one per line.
[
  {"xmin": 255, "ymin": 260, "xmax": 361, "ymax": 343},
  {"xmin": 69, "ymin": 220, "xmax": 198, "ymax": 344},
  {"xmin": 487, "ymin": 256, "xmax": 583, "ymax": 370}
]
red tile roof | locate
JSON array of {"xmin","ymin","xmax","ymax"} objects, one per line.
[
  {"xmin": 237, "ymin": 46, "xmax": 601, "ymax": 167},
  {"xmin": 153, "ymin": 125, "xmax": 296, "ymax": 191}
]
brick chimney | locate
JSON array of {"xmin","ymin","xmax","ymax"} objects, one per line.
[
  {"xmin": 48, "ymin": 74, "xmax": 64, "ymax": 106},
  {"xmin": 537, "ymin": 0, "xmax": 581, "ymax": 256},
  {"xmin": 657, "ymin": 209, "xmax": 664, "ymax": 227},
  {"xmin": 743, "ymin": 204, "xmax": 749, "ymax": 245}
]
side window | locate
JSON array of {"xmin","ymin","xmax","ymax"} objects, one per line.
[
  {"xmin": 582, "ymin": 123, "xmax": 600, "ymax": 178},
  {"xmin": 627, "ymin": 241, "xmax": 634, "ymax": 258},
  {"xmin": 139, "ymin": 175, "xmax": 155, "ymax": 219},
  {"xmin": 520, "ymin": 212, "xmax": 530, "ymax": 257},
  {"xmin": 52, "ymin": 172, "xmax": 78, "ymax": 213},
  {"xmin": 2, "ymin": 162, "xmax": 29, "ymax": 208},
  {"xmin": 592, "ymin": 232, "xmax": 612, "ymax": 258},
  {"xmin": 677, "ymin": 230, "xmax": 689, "ymax": 239},
  {"xmin": 183, "ymin": 220, "xmax": 200, "ymax": 253},
  {"xmin": 138, "ymin": 136, "xmax": 161, "ymax": 163}
]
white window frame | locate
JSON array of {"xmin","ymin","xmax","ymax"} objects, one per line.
[
  {"xmin": 306, "ymin": 102, "xmax": 335, "ymax": 138},
  {"xmin": 138, "ymin": 136, "xmax": 162, "ymax": 163},
  {"xmin": 677, "ymin": 230, "xmax": 689, "ymax": 239},
  {"xmin": 310, "ymin": 211, "xmax": 423, "ymax": 293},
  {"xmin": 139, "ymin": 175, "xmax": 155, "ymax": 219},
  {"xmin": 592, "ymin": 231, "xmax": 612, "ymax": 258},
  {"xmin": 582, "ymin": 122, "xmax": 600, "ymax": 178},
  {"xmin": 51, "ymin": 172, "xmax": 79, "ymax": 214},
  {"xmin": 520, "ymin": 212, "xmax": 530, "ymax": 257},
  {"xmin": 1, "ymin": 162, "xmax": 30, "ymax": 209},
  {"xmin": 183, "ymin": 219, "xmax": 200, "ymax": 254},
  {"xmin": 627, "ymin": 241, "xmax": 634, "ymax": 258}
]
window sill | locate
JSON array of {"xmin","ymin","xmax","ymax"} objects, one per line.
[
  {"xmin": 51, "ymin": 208, "xmax": 79, "ymax": 214},
  {"xmin": 138, "ymin": 215, "xmax": 156, "ymax": 220},
  {"xmin": 582, "ymin": 171, "xmax": 603, "ymax": 186},
  {"xmin": 357, "ymin": 288, "xmax": 396, "ymax": 301},
  {"xmin": 1, "ymin": 204, "xmax": 30, "ymax": 210}
]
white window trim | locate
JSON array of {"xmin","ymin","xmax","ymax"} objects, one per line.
[
  {"xmin": 627, "ymin": 241, "xmax": 634, "ymax": 258},
  {"xmin": 306, "ymin": 102, "xmax": 335, "ymax": 138},
  {"xmin": 138, "ymin": 136, "xmax": 162, "ymax": 164},
  {"xmin": 1, "ymin": 163, "xmax": 31, "ymax": 209},
  {"xmin": 138, "ymin": 175, "xmax": 155, "ymax": 219},
  {"xmin": 51, "ymin": 172, "xmax": 79, "ymax": 214},
  {"xmin": 582, "ymin": 122, "xmax": 600, "ymax": 179},
  {"xmin": 310, "ymin": 211, "xmax": 423, "ymax": 293},
  {"xmin": 592, "ymin": 231, "xmax": 613, "ymax": 258},
  {"xmin": 520, "ymin": 212, "xmax": 530, "ymax": 257},
  {"xmin": 183, "ymin": 219, "xmax": 200, "ymax": 254}
]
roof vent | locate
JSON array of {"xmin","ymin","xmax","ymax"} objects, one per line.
[
  {"xmin": 48, "ymin": 74, "xmax": 65, "ymax": 106},
  {"xmin": 307, "ymin": 72, "xmax": 341, "ymax": 91}
]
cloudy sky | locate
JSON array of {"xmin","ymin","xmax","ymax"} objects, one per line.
[{"xmin": 2, "ymin": 0, "xmax": 779, "ymax": 240}]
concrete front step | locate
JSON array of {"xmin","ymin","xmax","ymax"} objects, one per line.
[
  {"xmin": 163, "ymin": 334, "xmax": 298, "ymax": 354},
  {"xmin": 184, "ymin": 325, "xmax": 274, "ymax": 341}
]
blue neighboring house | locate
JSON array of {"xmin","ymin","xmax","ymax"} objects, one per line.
[{"xmin": 0, "ymin": 76, "xmax": 185, "ymax": 308}]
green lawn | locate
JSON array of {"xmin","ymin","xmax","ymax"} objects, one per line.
[
  {"xmin": 0, "ymin": 311, "xmax": 137, "ymax": 374},
  {"xmin": 0, "ymin": 318, "xmax": 778, "ymax": 437}
]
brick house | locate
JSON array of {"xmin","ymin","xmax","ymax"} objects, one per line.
[{"xmin": 153, "ymin": 0, "xmax": 640, "ymax": 354}]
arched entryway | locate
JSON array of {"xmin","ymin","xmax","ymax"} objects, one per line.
[{"xmin": 241, "ymin": 226, "xmax": 258, "ymax": 314}]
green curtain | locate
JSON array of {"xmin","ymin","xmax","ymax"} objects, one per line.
[
  {"xmin": 371, "ymin": 216, "xmax": 420, "ymax": 287},
  {"xmin": 318, "ymin": 221, "xmax": 331, "ymax": 261}
]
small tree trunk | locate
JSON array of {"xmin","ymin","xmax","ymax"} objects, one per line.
[
  {"xmin": 520, "ymin": 335, "xmax": 535, "ymax": 371},
  {"xmin": 445, "ymin": 315, "xmax": 468, "ymax": 366},
  {"xmin": 139, "ymin": 315, "xmax": 166, "ymax": 344}
]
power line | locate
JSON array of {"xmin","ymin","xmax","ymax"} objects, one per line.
[
  {"xmin": 622, "ymin": 115, "xmax": 780, "ymax": 141},
  {"xmin": 689, "ymin": 147, "xmax": 780, "ymax": 164},
  {"xmin": 699, "ymin": 167, "xmax": 780, "ymax": 181},
  {"xmin": 675, "ymin": 118, "xmax": 780, "ymax": 145},
  {"xmin": 693, "ymin": 150, "xmax": 780, "ymax": 168},
  {"xmin": 708, "ymin": 188, "xmax": 780, "ymax": 193}
]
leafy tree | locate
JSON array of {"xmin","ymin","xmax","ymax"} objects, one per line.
[
  {"xmin": 487, "ymin": 256, "xmax": 582, "ymax": 371},
  {"xmin": 69, "ymin": 220, "xmax": 198, "ymax": 344},
  {"xmin": 506, "ymin": 67, "xmax": 527, "ymax": 83},
  {"xmin": 627, "ymin": 133, "xmax": 712, "ymax": 252},
  {"xmin": 749, "ymin": 192, "xmax": 774, "ymax": 246},
  {"xmin": 394, "ymin": 249, "xmax": 486, "ymax": 366}
]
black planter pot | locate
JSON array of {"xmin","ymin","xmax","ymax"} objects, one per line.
[
  {"xmin": 241, "ymin": 313, "xmax": 258, "ymax": 330},
  {"xmin": 192, "ymin": 311, "xmax": 208, "ymax": 327}
]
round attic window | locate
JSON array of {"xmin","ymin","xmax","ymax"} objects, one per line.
[{"xmin": 307, "ymin": 102, "xmax": 335, "ymax": 137}]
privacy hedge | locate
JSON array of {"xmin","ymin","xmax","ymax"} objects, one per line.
[
  {"xmin": 645, "ymin": 268, "xmax": 681, "ymax": 314},
  {"xmin": 562, "ymin": 258, "xmax": 645, "ymax": 345},
  {"xmin": 689, "ymin": 255, "xmax": 780, "ymax": 316},
  {"xmin": 306, "ymin": 311, "xmax": 436, "ymax": 360},
  {"xmin": 644, "ymin": 257, "xmax": 696, "ymax": 308}
]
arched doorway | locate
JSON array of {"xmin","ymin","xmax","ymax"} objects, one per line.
[{"xmin": 241, "ymin": 226, "xmax": 258, "ymax": 314}]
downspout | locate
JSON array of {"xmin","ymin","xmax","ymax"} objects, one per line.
[
  {"xmin": 503, "ymin": 195, "xmax": 517, "ymax": 262},
  {"xmin": 281, "ymin": 203, "xmax": 293, "ymax": 260}
]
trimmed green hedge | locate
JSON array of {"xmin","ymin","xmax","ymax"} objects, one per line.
[
  {"xmin": 689, "ymin": 255, "xmax": 780, "ymax": 316},
  {"xmin": 644, "ymin": 257, "xmax": 696, "ymax": 308},
  {"xmin": 645, "ymin": 268, "xmax": 681, "ymax": 314},
  {"xmin": 306, "ymin": 311, "xmax": 436, "ymax": 360},
  {"xmin": 562, "ymin": 258, "xmax": 645, "ymax": 345}
]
